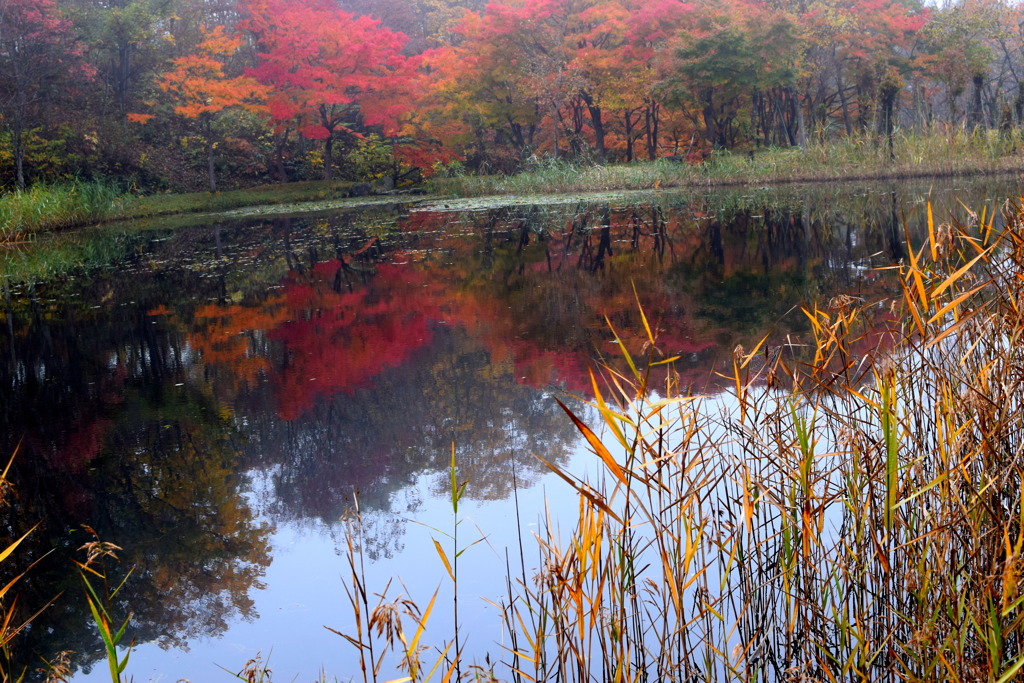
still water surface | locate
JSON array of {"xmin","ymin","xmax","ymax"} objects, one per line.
[{"xmin": 0, "ymin": 179, "xmax": 1016, "ymax": 680}]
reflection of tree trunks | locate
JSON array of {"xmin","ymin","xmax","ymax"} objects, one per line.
[
  {"xmin": 3, "ymin": 280, "xmax": 14, "ymax": 371},
  {"xmin": 800, "ymin": 202, "xmax": 811, "ymax": 269},
  {"xmin": 140, "ymin": 308, "xmax": 166, "ymax": 382},
  {"xmin": 707, "ymin": 221, "xmax": 724, "ymax": 270},
  {"xmin": 593, "ymin": 207, "xmax": 613, "ymax": 272},
  {"xmin": 280, "ymin": 218, "xmax": 304, "ymax": 275},
  {"xmin": 561, "ymin": 210, "xmax": 584, "ymax": 272},
  {"xmin": 630, "ymin": 209, "xmax": 641, "ymax": 250},
  {"xmin": 652, "ymin": 206, "xmax": 668, "ymax": 260},
  {"xmin": 214, "ymin": 225, "xmax": 228, "ymax": 303},
  {"xmin": 517, "ymin": 221, "xmax": 530, "ymax": 254},
  {"xmin": 887, "ymin": 191, "xmax": 905, "ymax": 263},
  {"xmin": 331, "ymin": 227, "xmax": 355, "ymax": 293}
]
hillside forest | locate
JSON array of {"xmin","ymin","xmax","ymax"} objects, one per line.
[{"xmin": 1, "ymin": 0, "xmax": 1020, "ymax": 192}]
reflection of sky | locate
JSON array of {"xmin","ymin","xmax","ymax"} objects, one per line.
[
  {"xmin": 70, "ymin": 437, "xmax": 593, "ymax": 682},
  {"xmin": 71, "ymin": 387, "xmax": 771, "ymax": 682}
]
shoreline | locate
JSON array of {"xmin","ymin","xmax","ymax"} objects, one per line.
[{"xmin": 3, "ymin": 153, "xmax": 1023, "ymax": 243}]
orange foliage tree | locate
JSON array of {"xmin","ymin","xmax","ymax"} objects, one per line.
[{"xmin": 134, "ymin": 25, "xmax": 269, "ymax": 192}]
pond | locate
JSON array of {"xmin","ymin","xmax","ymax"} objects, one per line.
[{"xmin": 0, "ymin": 177, "xmax": 1017, "ymax": 681}]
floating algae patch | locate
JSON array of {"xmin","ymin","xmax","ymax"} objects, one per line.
[
  {"xmin": 0, "ymin": 225, "xmax": 136, "ymax": 283},
  {"xmin": 411, "ymin": 190, "xmax": 651, "ymax": 213},
  {"xmin": 213, "ymin": 195, "xmax": 432, "ymax": 219}
]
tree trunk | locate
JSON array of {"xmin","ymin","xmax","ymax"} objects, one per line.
[
  {"xmin": 12, "ymin": 88, "xmax": 27, "ymax": 189},
  {"xmin": 624, "ymin": 110, "xmax": 634, "ymax": 162},
  {"xmin": 645, "ymin": 99, "xmax": 660, "ymax": 160},
  {"xmin": 117, "ymin": 42, "xmax": 131, "ymax": 119},
  {"xmin": 580, "ymin": 91, "xmax": 606, "ymax": 162},
  {"xmin": 971, "ymin": 73, "xmax": 985, "ymax": 129},
  {"xmin": 14, "ymin": 134, "xmax": 25, "ymax": 190},
  {"xmin": 795, "ymin": 90, "xmax": 808, "ymax": 151},
  {"xmin": 204, "ymin": 118, "xmax": 217, "ymax": 193},
  {"xmin": 323, "ymin": 134, "xmax": 334, "ymax": 181},
  {"xmin": 836, "ymin": 72, "xmax": 853, "ymax": 136},
  {"xmin": 551, "ymin": 101, "xmax": 561, "ymax": 161},
  {"xmin": 879, "ymin": 75, "xmax": 901, "ymax": 162},
  {"xmin": 274, "ymin": 129, "xmax": 290, "ymax": 182},
  {"xmin": 207, "ymin": 137, "xmax": 217, "ymax": 193}
]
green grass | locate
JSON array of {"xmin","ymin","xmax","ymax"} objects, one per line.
[
  {"xmin": 427, "ymin": 127, "xmax": 1024, "ymax": 197},
  {"xmin": 1, "ymin": 179, "xmax": 378, "ymax": 242},
  {"xmin": 122, "ymin": 179, "xmax": 376, "ymax": 220},
  {"xmin": 0, "ymin": 180, "xmax": 126, "ymax": 241}
]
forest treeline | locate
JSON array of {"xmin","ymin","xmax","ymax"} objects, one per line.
[{"xmin": 1, "ymin": 0, "xmax": 1021, "ymax": 192}]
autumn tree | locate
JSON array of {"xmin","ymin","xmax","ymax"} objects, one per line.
[
  {"xmin": 240, "ymin": 0, "xmax": 412, "ymax": 181},
  {"xmin": 664, "ymin": 1, "xmax": 801, "ymax": 149},
  {"xmin": 626, "ymin": 0, "xmax": 693, "ymax": 159},
  {"xmin": 423, "ymin": 2, "xmax": 550, "ymax": 166},
  {"xmin": 65, "ymin": 0, "xmax": 177, "ymax": 121},
  {"xmin": 795, "ymin": 0, "xmax": 928, "ymax": 138},
  {"xmin": 139, "ymin": 25, "xmax": 268, "ymax": 192},
  {"xmin": 920, "ymin": 0, "xmax": 1012, "ymax": 128},
  {"xmin": 0, "ymin": 0, "xmax": 94, "ymax": 188}
]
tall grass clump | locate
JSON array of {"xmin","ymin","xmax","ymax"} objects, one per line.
[
  {"xmin": 0, "ymin": 181, "xmax": 126, "ymax": 242},
  {"xmin": 496, "ymin": 201, "xmax": 1024, "ymax": 681},
  {"xmin": 427, "ymin": 127, "xmax": 1024, "ymax": 198},
  {"xmin": 335, "ymin": 198, "xmax": 1024, "ymax": 682},
  {"xmin": 0, "ymin": 446, "xmax": 54, "ymax": 682}
]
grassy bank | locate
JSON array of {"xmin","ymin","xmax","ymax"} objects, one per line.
[
  {"xmin": 0, "ymin": 181, "xmax": 126, "ymax": 241},
  {"xmin": 5, "ymin": 129, "xmax": 1024, "ymax": 242},
  {"xmin": 0, "ymin": 179, "xmax": 379, "ymax": 243},
  {"xmin": 429, "ymin": 128, "xmax": 1024, "ymax": 196}
]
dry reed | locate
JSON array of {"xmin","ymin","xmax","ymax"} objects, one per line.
[{"xmin": 337, "ymin": 198, "xmax": 1024, "ymax": 682}]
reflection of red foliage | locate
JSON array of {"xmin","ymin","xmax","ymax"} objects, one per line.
[
  {"xmin": 270, "ymin": 265, "xmax": 433, "ymax": 420},
  {"xmin": 24, "ymin": 364, "xmax": 129, "ymax": 516},
  {"xmin": 61, "ymin": 417, "xmax": 111, "ymax": 474},
  {"xmin": 512, "ymin": 347, "xmax": 593, "ymax": 394},
  {"xmin": 186, "ymin": 261, "xmax": 441, "ymax": 421},
  {"xmin": 185, "ymin": 202, "xmax": 883, "ymax": 420}
]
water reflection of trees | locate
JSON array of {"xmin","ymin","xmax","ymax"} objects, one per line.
[
  {"xmin": 0, "ymin": 185, "xmax": 989, "ymax": 676},
  {"xmin": 241, "ymin": 325, "xmax": 578, "ymax": 525},
  {"xmin": 0, "ymin": 277, "xmax": 271, "ymax": 678}
]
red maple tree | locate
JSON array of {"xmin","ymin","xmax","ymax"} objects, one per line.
[{"xmin": 240, "ymin": 0, "xmax": 413, "ymax": 180}]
